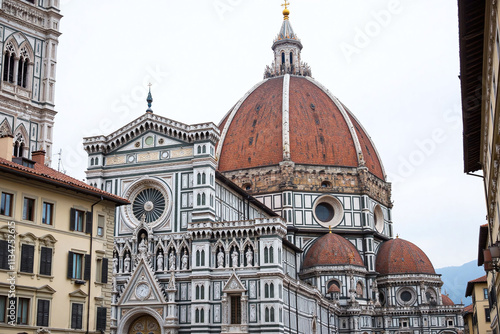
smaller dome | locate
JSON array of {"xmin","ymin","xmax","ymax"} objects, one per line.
[
  {"xmin": 375, "ymin": 238, "xmax": 435, "ymax": 275},
  {"xmin": 441, "ymin": 294, "xmax": 454, "ymax": 306},
  {"xmin": 328, "ymin": 284, "xmax": 340, "ymax": 293},
  {"xmin": 303, "ymin": 233, "xmax": 364, "ymax": 269}
]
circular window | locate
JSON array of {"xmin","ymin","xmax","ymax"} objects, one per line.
[
  {"xmin": 315, "ymin": 203, "xmax": 334, "ymax": 222},
  {"xmin": 401, "ymin": 291, "xmax": 412, "ymax": 302},
  {"xmin": 397, "ymin": 288, "xmax": 416, "ymax": 306},
  {"xmin": 374, "ymin": 204, "xmax": 384, "ymax": 233},
  {"xmin": 312, "ymin": 195, "xmax": 344, "ymax": 228},
  {"xmin": 132, "ymin": 188, "xmax": 166, "ymax": 223},
  {"xmin": 145, "ymin": 136, "xmax": 154, "ymax": 146},
  {"xmin": 123, "ymin": 178, "xmax": 173, "ymax": 229}
]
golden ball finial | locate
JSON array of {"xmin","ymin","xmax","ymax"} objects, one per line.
[{"xmin": 282, "ymin": 0, "xmax": 290, "ymax": 20}]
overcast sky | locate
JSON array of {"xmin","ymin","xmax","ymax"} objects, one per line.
[{"xmin": 53, "ymin": 0, "xmax": 484, "ymax": 269}]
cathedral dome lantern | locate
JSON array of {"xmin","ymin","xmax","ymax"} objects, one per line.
[{"xmin": 265, "ymin": 2, "xmax": 310, "ymax": 78}]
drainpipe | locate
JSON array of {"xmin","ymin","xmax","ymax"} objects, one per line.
[{"xmin": 87, "ymin": 196, "xmax": 103, "ymax": 334}]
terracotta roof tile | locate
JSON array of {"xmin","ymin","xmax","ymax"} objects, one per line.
[
  {"xmin": 0, "ymin": 157, "xmax": 128, "ymax": 205},
  {"xmin": 375, "ymin": 238, "xmax": 435, "ymax": 275},
  {"xmin": 441, "ymin": 294, "xmax": 455, "ymax": 306},
  {"xmin": 303, "ymin": 233, "xmax": 364, "ymax": 269},
  {"xmin": 218, "ymin": 76, "xmax": 385, "ymax": 180}
]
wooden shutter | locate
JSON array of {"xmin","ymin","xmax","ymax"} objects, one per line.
[
  {"xmin": 85, "ymin": 211, "xmax": 92, "ymax": 234},
  {"xmin": 96, "ymin": 307, "xmax": 107, "ymax": 331},
  {"xmin": 101, "ymin": 258, "xmax": 108, "ymax": 284},
  {"xmin": 67, "ymin": 251, "xmax": 74, "ymax": 279},
  {"xmin": 40, "ymin": 247, "xmax": 52, "ymax": 276},
  {"xmin": 0, "ymin": 240, "xmax": 7, "ymax": 270},
  {"xmin": 20, "ymin": 244, "xmax": 34, "ymax": 273},
  {"xmin": 36, "ymin": 299, "xmax": 49, "ymax": 327},
  {"xmin": 71, "ymin": 303, "xmax": 83, "ymax": 329},
  {"xmin": 69, "ymin": 208, "xmax": 76, "ymax": 231},
  {"xmin": 84, "ymin": 254, "xmax": 91, "ymax": 281}
]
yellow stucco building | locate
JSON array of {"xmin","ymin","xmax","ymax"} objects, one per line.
[
  {"xmin": 460, "ymin": 0, "xmax": 500, "ymax": 332},
  {"xmin": 0, "ymin": 135, "xmax": 128, "ymax": 333},
  {"xmin": 465, "ymin": 275, "xmax": 492, "ymax": 334}
]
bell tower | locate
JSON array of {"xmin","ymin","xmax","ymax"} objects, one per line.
[{"xmin": 0, "ymin": 0, "xmax": 62, "ymax": 164}]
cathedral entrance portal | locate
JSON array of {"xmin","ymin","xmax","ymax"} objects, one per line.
[{"xmin": 128, "ymin": 315, "xmax": 161, "ymax": 334}]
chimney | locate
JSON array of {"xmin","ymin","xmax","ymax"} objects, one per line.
[
  {"xmin": 31, "ymin": 150, "xmax": 46, "ymax": 165},
  {"xmin": 0, "ymin": 135, "xmax": 14, "ymax": 162}
]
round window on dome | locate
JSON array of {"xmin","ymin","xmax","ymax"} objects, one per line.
[
  {"xmin": 315, "ymin": 203, "xmax": 334, "ymax": 222},
  {"xmin": 312, "ymin": 195, "xmax": 344, "ymax": 229},
  {"xmin": 401, "ymin": 291, "xmax": 412, "ymax": 302},
  {"xmin": 397, "ymin": 288, "xmax": 416, "ymax": 306}
]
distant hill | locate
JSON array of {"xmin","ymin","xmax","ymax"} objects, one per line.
[{"xmin": 436, "ymin": 260, "xmax": 485, "ymax": 305}]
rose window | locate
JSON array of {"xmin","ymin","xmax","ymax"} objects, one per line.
[{"xmin": 132, "ymin": 188, "xmax": 166, "ymax": 223}]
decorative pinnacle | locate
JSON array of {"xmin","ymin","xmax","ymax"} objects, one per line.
[
  {"xmin": 329, "ymin": 225, "xmax": 332, "ymax": 233},
  {"xmin": 282, "ymin": 0, "xmax": 290, "ymax": 20},
  {"xmin": 146, "ymin": 83, "xmax": 153, "ymax": 113}
]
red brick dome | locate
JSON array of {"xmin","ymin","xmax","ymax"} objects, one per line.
[
  {"xmin": 441, "ymin": 294, "xmax": 454, "ymax": 306},
  {"xmin": 217, "ymin": 76, "xmax": 385, "ymax": 180},
  {"xmin": 375, "ymin": 238, "xmax": 435, "ymax": 275},
  {"xmin": 303, "ymin": 233, "xmax": 364, "ymax": 269}
]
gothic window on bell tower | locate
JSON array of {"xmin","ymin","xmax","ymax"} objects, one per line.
[
  {"xmin": 17, "ymin": 47, "xmax": 30, "ymax": 88},
  {"xmin": 3, "ymin": 42, "xmax": 16, "ymax": 83}
]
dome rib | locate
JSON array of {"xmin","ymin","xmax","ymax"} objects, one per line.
[
  {"xmin": 375, "ymin": 238, "xmax": 436, "ymax": 275},
  {"xmin": 303, "ymin": 233, "xmax": 364, "ymax": 269}
]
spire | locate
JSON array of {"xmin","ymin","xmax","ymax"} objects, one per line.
[
  {"xmin": 264, "ymin": 1, "xmax": 311, "ymax": 79},
  {"xmin": 146, "ymin": 83, "xmax": 153, "ymax": 113}
]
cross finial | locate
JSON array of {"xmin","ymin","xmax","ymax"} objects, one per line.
[{"xmin": 282, "ymin": 0, "xmax": 290, "ymax": 20}]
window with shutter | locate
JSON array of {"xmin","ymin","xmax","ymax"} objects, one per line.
[
  {"xmin": 36, "ymin": 299, "xmax": 50, "ymax": 327},
  {"xmin": 68, "ymin": 252, "xmax": 83, "ymax": 280},
  {"xmin": 40, "ymin": 247, "xmax": 52, "ymax": 276},
  {"xmin": 17, "ymin": 297, "xmax": 29, "ymax": 325},
  {"xmin": 20, "ymin": 244, "xmax": 34, "ymax": 273},
  {"xmin": 96, "ymin": 307, "xmax": 107, "ymax": 331},
  {"xmin": 97, "ymin": 214, "xmax": 105, "ymax": 237},
  {"xmin": 0, "ymin": 240, "xmax": 8, "ymax": 270},
  {"xmin": 42, "ymin": 202, "xmax": 54, "ymax": 225},
  {"xmin": 71, "ymin": 303, "xmax": 83, "ymax": 329},
  {"xmin": 70, "ymin": 208, "xmax": 85, "ymax": 232}
]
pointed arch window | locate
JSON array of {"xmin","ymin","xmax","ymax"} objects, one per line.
[
  {"xmin": 290, "ymin": 52, "xmax": 293, "ymax": 64},
  {"xmin": 197, "ymin": 173, "xmax": 201, "ymax": 185},
  {"xmin": 201, "ymin": 249, "xmax": 205, "ymax": 266},
  {"xmin": 202, "ymin": 193, "xmax": 206, "ymax": 205},
  {"xmin": 281, "ymin": 52, "xmax": 285, "ymax": 64},
  {"xmin": 269, "ymin": 246, "xmax": 274, "ymax": 263},
  {"xmin": 202, "ymin": 173, "xmax": 206, "ymax": 184},
  {"xmin": 17, "ymin": 47, "xmax": 30, "ymax": 88},
  {"xmin": 3, "ymin": 42, "xmax": 15, "ymax": 83}
]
